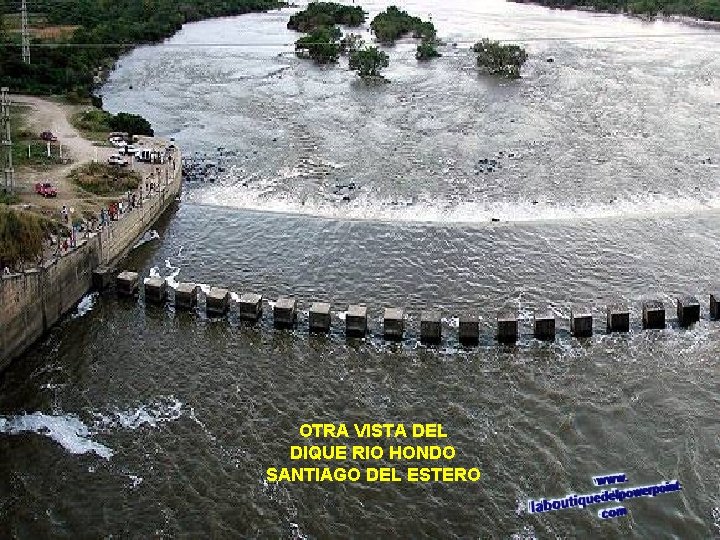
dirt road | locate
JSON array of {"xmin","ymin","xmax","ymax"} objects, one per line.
[{"xmin": 10, "ymin": 95, "xmax": 114, "ymax": 212}]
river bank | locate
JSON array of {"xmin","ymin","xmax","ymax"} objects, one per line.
[{"xmin": 0, "ymin": 130, "xmax": 182, "ymax": 370}]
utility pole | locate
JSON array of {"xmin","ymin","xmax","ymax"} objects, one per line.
[
  {"xmin": 21, "ymin": 0, "xmax": 30, "ymax": 64},
  {"xmin": 1, "ymin": 87, "xmax": 14, "ymax": 194}
]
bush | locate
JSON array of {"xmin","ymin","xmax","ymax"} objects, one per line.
[
  {"xmin": 288, "ymin": 2, "xmax": 366, "ymax": 33},
  {"xmin": 473, "ymin": 39, "xmax": 527, "ymax": 79},
  {"xmin": 108, "ymin": 112, "xmax": 154, "ymax": 137},
  {"xmin": 370, "ymin": 6, "xmax": 436, "ymax": 45},
  {"xmin": 0, "ymin": 205, "xmax": 46, "ymax": 269},
  {"xmin": 349, "ymin": 47, "xmax": 390, "ymax": 78},
  {"xmin": 74, "ymin": 108, "xmax": 113, "ymax": 134},
  {"xmin": 416, "ymin": 40, "xmax": 441, "ymax": 60},
  {"xmin": 295, "ymin": 27, "xmax": 342, "ymax": 64},
  {"xmin": 69, "ymin": 162, "xmax": 141, "ymax": 195}
]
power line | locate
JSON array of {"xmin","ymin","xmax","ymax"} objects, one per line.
[{"xmin": 0, "ymin": 31, "xmax": 718, "ymax": 48}]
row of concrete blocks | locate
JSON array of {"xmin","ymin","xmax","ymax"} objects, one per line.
[{"xmin": 116, "ymin": 272, "xmax": 712, "ymax": 343}]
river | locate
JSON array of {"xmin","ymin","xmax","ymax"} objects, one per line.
[{"xmin": 1, "ymin": 0, "xmax": 719, "ymax": 537}]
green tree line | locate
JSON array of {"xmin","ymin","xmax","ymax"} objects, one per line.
[
  {"xmin": 0, "ymin": 0, "xmax": 285, "ymax": 97},
  {"xmin": 508, "ymin": 0, "xmax": 720, "ymax": 20}
]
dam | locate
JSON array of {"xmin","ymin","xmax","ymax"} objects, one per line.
[{"xmin": 1, "ymin": 0, "xmax": 720, "ymax": 538}]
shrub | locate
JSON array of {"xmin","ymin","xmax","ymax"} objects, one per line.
[
  {"xmin": 69, "ymin": 162, "xmax": 141, "ymax": 195},
  {"xmin": 473, "ymin": 39, "xmax": 528, "ymax": 79}
]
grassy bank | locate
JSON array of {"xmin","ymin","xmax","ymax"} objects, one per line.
[
  {"xmin": 71, "ymin": 108, "xmax": 113, "ymax": 144},
  {"xmin": 69, "ymin": 163, "xmax": 141, "ymax": 196},
  {"xmin": 0, "ymin": 204, "xmax": 64, "ymax": 269},
  {"xmin": 9, "ymin": 105, "xmax": 65, "ymax": 170}
]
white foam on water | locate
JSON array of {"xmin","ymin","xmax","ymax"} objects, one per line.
[
  {"xmin": 0, "ymin": 412, "xmax": 114, "ymax": 459},
  {"xmin": 444, "ymin": 317, "xmax": 459, "ymax": 328},
  {"xmin": 198, "ymin": 283, "xmax": 212, "ymax": 294},
  {"xmin": 71, "ymin": 292, "xmax": 98, "ymax": 319},
  {"xmin": 131, "ymin": 229, "xmax": 160, "ymax": 250},
  {"xmin": 164, "ymin": 258, "xmax": 181, "ymax": 289},
  {"xmin": 194, "ymin": 183, "xmax": 720, "ymax": 225},
  {"xmin": 128, "ymin": 474, "xmax": 144, "ymax": 489},
  {"xmin": 230, "ymin": 292, "xmax": 240, "ymax": 302},
  {"xmin": 0, "ymin": 397, "xmax": 188, "ymax": 461},
  {"xmin": 146, "ymin": 260, "xmax": 182, "ymax": 288},
  {"xmin": 93, "ymin": 396, "xmax": 183, "ymax": 431}
]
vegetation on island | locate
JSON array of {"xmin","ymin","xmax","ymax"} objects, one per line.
[
  {"xmin": 349, "ymin": 47, "xmax": 390, "ymax": 80},
  {"xmin": 0, "ymin": 0, "xmax": 286, "ymax": 98},
  {"xmin": 288, "ymin": 2, "xmax": 366, "ymax": 33},
  {"xmin": 295, "ymin": 26, "xmax": 343, "ymax": 64},
  {"xmin": 290, "ymin": 3, "xmax": 366, "ymax": 64},
  {"xmin": 508, "ymin": 0, "xmax": 720, "ymax": 20},
  {"xmin": 370, "ymin": 6, "xmax": 437, "ymax": 44},
  {"xmin": 473, "ymin": 39, "xmax": 528, "ymax": 79},
  {"xmin": 416, "ymin": 40, "xmax": 441, "ymax": 60}
]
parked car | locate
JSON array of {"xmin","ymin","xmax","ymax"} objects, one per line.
[
  {"xmin": 119, "ymin": 144, "xmax": 139, "ymax": 156},
  {"xmin": 108, "ymin": 154, "xmax": 129, "ymax": 167},
  {"xmin": 109, "ymin": 136, "xmax": 126, "ymax": 148},
  {"xmin": 40, "ymin": 131, "xmax": 57, "ymax": 142},
  {"xmin": 35, "ymin": 182, "xmax": 58, "ymax": 197}
]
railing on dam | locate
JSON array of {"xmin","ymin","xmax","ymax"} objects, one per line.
[{"xmin": 113, "ymin": 271, "xmax": 716, "ymax": 345}]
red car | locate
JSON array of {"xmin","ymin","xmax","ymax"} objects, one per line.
[{"xmin": 35, "ymin": 182, "xmax": 58, "ymax": 197}]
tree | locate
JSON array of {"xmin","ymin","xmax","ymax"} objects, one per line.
[
  {"xmin": 109, "ymin": 112, "xmax": 154, "ymax": 136},
  {"xmin": 416, "ymin": 39, "xmax": 440, "ymax": 60},
  {"xmin": 288, "ymin": 2, "xmax": 366, "ymax": 33},
  {"xmin": 295, "ymin": 27, "xmax": 341, "ymax": 64},
  {"xmin": 349, "ymin": 47, "xmax": 389, "ymax": 79},
  {"xmin": 370, "ymin": 6, "xmax": 436, "ymax": 45},
  {"xmin": 473, "ymin": 39, "xmax": 527, "ymax": 79}
]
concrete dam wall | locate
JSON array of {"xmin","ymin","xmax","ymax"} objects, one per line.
[{"xmin": 0, "ymin": 156, "xmax": 182, "ymax": 370}]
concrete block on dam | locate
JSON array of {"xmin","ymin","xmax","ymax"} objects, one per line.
[
  {"xmin": 642, "ymin": 300, "xmax": 665, "ymax": 330},
  {"xmin": 384, "ymin": 308, "xmax": 405, "ymax": 341},
  {"xmin": 346, "ymin": 305, "xmax": 368, "ymax": 337},
  {"xmin": 174, "ymin": 283, "xmax": 199, "ymax": 309},
  {"xmin": 711, "ymin": 294, "xmax": 720, "ymax": 320},
  {"xmin": 116, "ymin": 271, "xmax": 139, "ymax": 296},
  {"xmin": 606, "ymin": 305, "xmax": 630, "ymax": 333},
  {"xmin": 239, "ymin": 293, "xmax": 263, "ymax": 321},
  {"xmin": 206, "ymin": 287, "xmax": 230, "ymax": 316},
  {"xmin": 677, "ymin": 296, "xmax": 700, "ymax": 327},
  {"xmin": 92, "ymin": 266, "xmax": 115, "ymax": 290},
  {"xmin": 458, "ymin": 313, "xmax": 480, "ymax": 345},
  {"xmin": 274, "ymin": 297, "xmax": 297, "ymax": 328},
  {"xmin": 533, "ymin": 310, "xmax": 555, "ymax": 341},
  {"xmin": 497, "ymin": 311, "xmax": 518, "ymax": 344},
  {"xmin": 570, "ymin": 307, "xmax": 593, "ymax": 338},
  {"xmin": 420, "ymin": 310, "xmax": 442, "ymax": 344},
  {"xmin": 144, "ymin": 277, "xmax": 167, "ymax": 305},
  {"xmin": 309, "ymin": 302, "xmax": 331, "ymax": 333}
]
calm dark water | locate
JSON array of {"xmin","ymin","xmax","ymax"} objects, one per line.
[{"xmin": 3, "ymin": 0, "xmax": 720, "ymax": 538}]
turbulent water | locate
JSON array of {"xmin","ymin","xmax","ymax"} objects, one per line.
[{"xmin": 2, "ymin": 0, "xmax": 720, "ymax": 537}]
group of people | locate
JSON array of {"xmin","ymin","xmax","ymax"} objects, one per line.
[{"xmin": 50, "ymin": 148, "xmax": 178, "ymax": 259}]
